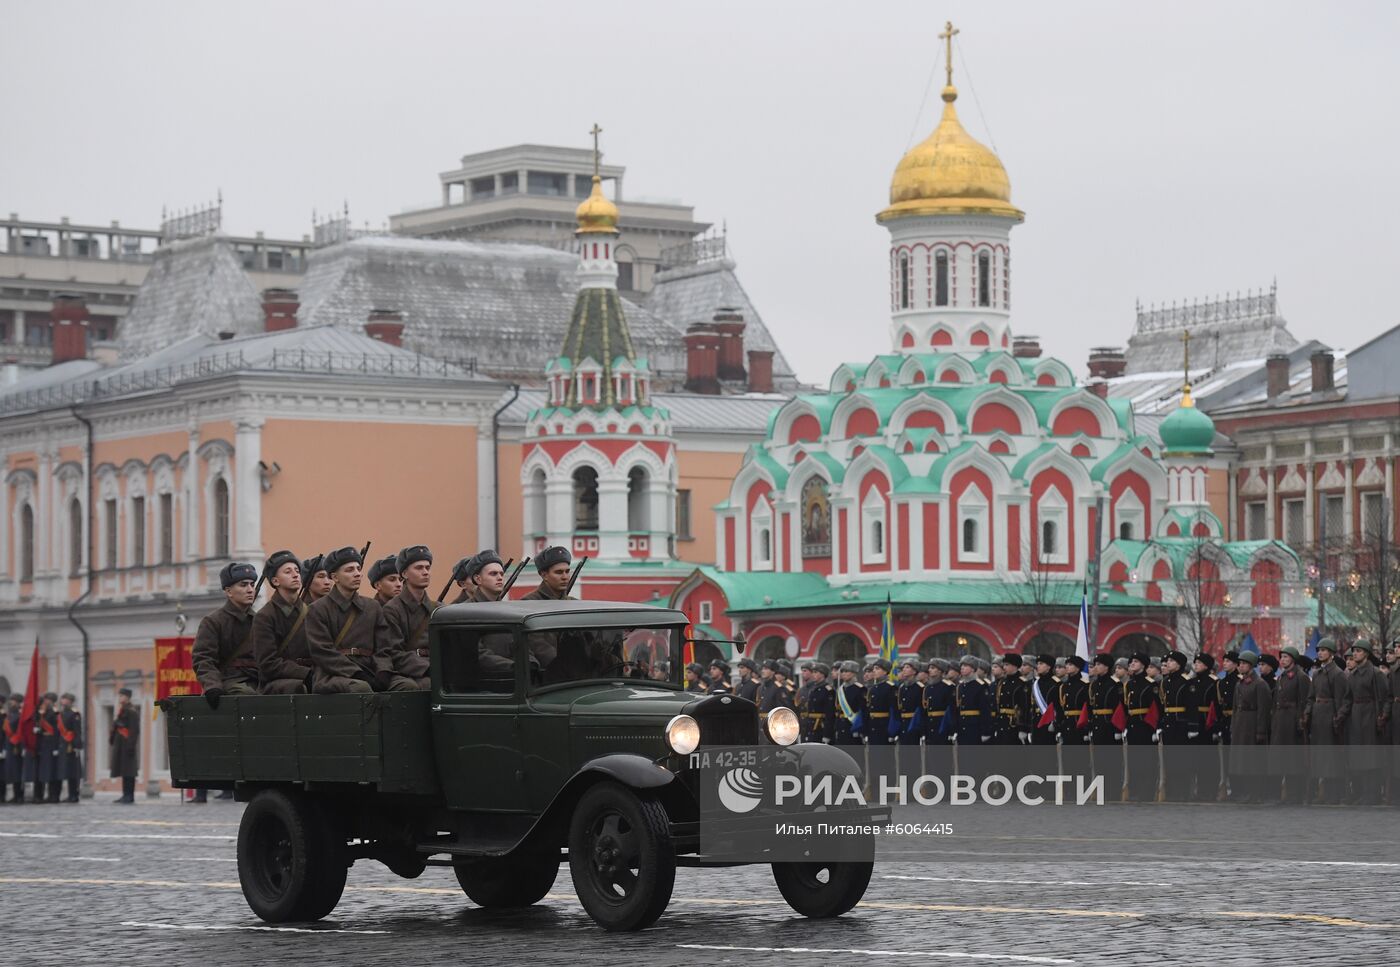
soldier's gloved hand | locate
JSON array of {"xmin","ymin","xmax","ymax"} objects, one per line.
[
  {"xmin": 1187, "ymin": 731, "xmax": 1200, "ymax": 739},
  {"xmin": 1114, "ymin": 731, "xmax": 1126, "ymax": 741},
  {"xmin": 375, "ymin": 670, "xmax": 394, "ymax": 692},
  {"xmin": 1018, "ymin": 731, "xmax": 1029, "ymax": 743},
  {"xmin": 204, "ymin": 688, "xmax": 223, "ymax": 710},
  {"xmin": 1152, "ymin": 729, "xmax": 1161, "ymax": 743},
  {"xmin": 980, "ymin": 735, "xmax": 991, "ymax": 743}
]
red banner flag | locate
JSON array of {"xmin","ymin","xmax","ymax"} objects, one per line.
[
  {"xmin": 1145, "ymin": 702, "xmax": 1160, "ymax": 730},
  {"xmin": 1076, "ymin": 701, "xmax": 1091, "ymax": 730},
  {"xmin": 18, "ymin": 640, "xmax": 39, "ymax": 753},
  {"xmin": 1111, "ymin": 703, "xmax": 1127, "ymax": 732},
  {"xmin": 154, "ymin": 637, "xmax": 201, "ymax": 704}
]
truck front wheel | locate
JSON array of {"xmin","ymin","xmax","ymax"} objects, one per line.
[
  {"xmin": 567, "ymin": 781, "xmax": 675, "ymax": 931},
  {"xmin": 772, "ymin": 860, "xmax": 873, "ymax": 918},
  {"xmin": 237, "ymin": 790, "xmax": 348, "ymax": 922},
  {"xmin": 453, "ymin": 853, "xmax": 558, "ymax": 908}
]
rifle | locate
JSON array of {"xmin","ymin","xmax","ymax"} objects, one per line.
[
  {"xmin": 498, "ymin": 557, "xmax": 531, "ymax": 600},
  {"xmin": 564, "ymin": 556, "xmax": 589, "ymax": 597},
  {"xmin": 436, "ymin": 556, "xmax": 512, "ymax": 603},
  {"xmin": 296, "ymin": 554, "xmax": 323, "ymax": 603}
]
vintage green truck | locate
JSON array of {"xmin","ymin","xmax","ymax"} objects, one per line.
[{"xmin": 163, "ymin": 599, "xmax": 878, "ymax": 931}]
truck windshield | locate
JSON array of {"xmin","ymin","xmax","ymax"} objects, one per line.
[{"xmin": 528, "ymin": 625, "xmax": 681, "ymax": 689}]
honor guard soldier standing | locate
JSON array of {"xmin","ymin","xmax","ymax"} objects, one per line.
[
  {"xmin": 1343, "ymin": 640, "xmax": 1390, "ymax": 804},
  {"xmin": 773, "ymin": 662, "xmax": 798, "ymax": 709},
  {"xmin": 924, "ymin": 659, "xmax": 955, "ymax": 745},
  {"xmin": 1218, "ymin": 650, "xmax": 1239, "ymax": 746},
  {"xmin": 1157, "ymin": 650, "xmax": 1196, "ymax": 801},
  {"xmin": 192, "ymin": 562, "xmax": 260, "ymax": 707},
  {"xmin": 109, "ymin": 687, "xmax": 139, "ymax": 805},
  {"xmin": 1088, "ymin": 654, "xmax": 1125, "ymax": 802},
  {"xmin": 1057, "ymin": 655, "xmax": 1091, "ymax": 781},
  {"xmin": 865, "ymin": 659, "xmax": 895, "ymax": 745},
  {"xmin": 35, "ymin": 693, "xmax": 63, "ymax": 803},
  {"xmin": 755, "ymin": 660, "xmax": 781, "ymax": 719},
  {"xmin": 2, "ymin": 693, "xmax": 26, "ymax": 803},
  {"xmin": 1029, "ymin": 654, "xmax": 1059, "ymax": 747},
  {"xmin": 684, "ymin": 663, "xmax": 707, "ymax": 692},
  {"xmin": 894, "ymin": 659, "xmax": 924, "ymax": 745},
  {"xmin": 1303, "ymin": 637, "xmax": 1345, "ymax": 804},
  {"xmin": 1228, "ymin": 652, "xmax": 1272, "ymax": 803},
  {"xmin": 1189, "ymin": 653, "xmax": 1222, "ymax": 801},
  {"xmin": 455, "ymin": 551, "xmax": 505, "ymax": 603},
  {"xmin": 1124, "ymin": 652, "xmax": 1161, "ymax": 802},
  {"xmin": 306, "ymin": 546, "xmax": 416, "ymax": 694},
  {"xmin": 802, "ymin": 662, "xmax": 834, "ymax": 743},
  {"xmin": 833, "ymin": 661, "xmax": 866, "ymax": 746},
  {"xmin": 954, "ymin": 656, "xmax": 992, "ymax": 778},
  {"xmin": 254, "ymin": 550, "xmax": 313, "ymax": 695},
  {"xmin": 707, "ymin": 660, "xmax": 732, "ymax": 695},
  {"xmin": 524, "ymin": 546, "xmax": 575, "ymax": 601},
  {"xmin": 993, "ymin": 654, "xmax": 1029, "ymax": 745},
  {"xmin": 1269, "ymin": 646, "xmax": 1311, "ymax": 803},
  {"xmin": 58, "ymin": 693, "xmax": 83, "ymax": 802},
  {"xmin": 368, "ymin": 556, "xmax": 402, "ymax": 606},
  {"xmin": 382, "ymin": 545, "xmax": 437, "ymax": 690},
  {"xmin": 735, "ymin": 658, "xmax": 760, "ymax": 702}
]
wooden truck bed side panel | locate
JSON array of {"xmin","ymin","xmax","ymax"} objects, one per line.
[{"xmin": 166, "ymin": 692, "xmax": 438, "ymax": 795}]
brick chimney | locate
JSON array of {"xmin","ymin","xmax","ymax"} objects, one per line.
[
  {"xmin": 747, "ymin": 349, "xmax": 774, "ymax": 394},
  {"xmin": 1088, "ymin": 379, "xmax": 1109, "ymax": 399},
  {"xmin": 1266, "ymin": 354, "xmax": 1291, "ymax": 401},
  {"xmin": 1012, "ymin": 335, "xmax": 1042, "ymax": 359},
  {"xmin": 1087, "ymin": 346, "xmax": 1127, "ymax": 380},
  {"xmin": 683, "ymin": 323, "xmax": 722, "ymax": 395},
  {"xmin": 711, "ymin": 308, "xmax": 747, "ymax": 382},
  {"xmin": 365, "ymin": 308, "xmax": 405, "ymax": 347},
  {"xmin": 1310, "ymin": 350, "xmax": 1335, "ymax": 393},
  {"xmin": 262, "ymin": 288, "xmax": 299, "ymax": 332},
  {"xmin": 49, "ymin": 294, "xmax": 90, "ymax": 365}
]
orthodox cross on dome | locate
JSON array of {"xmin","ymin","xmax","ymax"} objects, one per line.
[
  {"xmin": 938, "ymin": 20, "xmax": 960, "ymax": 87},
  {"xmin": 590, "ymin": 122, "xmax": 603, "ymax": 178},
  {"xmin": 1180, "ymin": 328, "xmax": 1194, "ymax": 406}
]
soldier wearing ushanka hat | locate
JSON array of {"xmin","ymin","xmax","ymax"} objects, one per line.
[
  {"xmin": 192, "ymin": 561, "xmax": 260, "ymax": 708},
  {"xmin": 1228, "ymin": 651, "xmax": 1272, "ymax": 802},
  {"xmin": 254, "ymin": 550, "xmax": 314, "ymax": 696},
  {"xmin": 305, "ymin": 546, "xmax": 416, "ymax": 694},
  {"xmin": 1266, "ymin": 645, "xmax": 1311, "ymax": 802},
  {"xmin": 684, "ymin": 662, "xmax": 708, "ymax": 693},
  {"xmin": 1345, "ymin": 640, "xmax": 1390, "ymax": 803},
  {"xmin": 802, "ymin": 662, "xmax": 835, "ymax": 743},
  {"xmin": 382, "ymin": 545, "xmax": 437, "ymax": 689},
  {"xmin": 707, "ymin": 659, "xmax": 733, "ymax": 695},
  {"xmin": 524, "ymin": 545, "xmax": 575, "ymax": 601},
  {"xmin": 735, "ymin": 657, "xmax": 761, "ymax": 703},
  {"xmin": 454, "ymin": 550, "xmax": 505, "ymax": 603},
  {"xmin": 368, "ymin": 555, "xmax": 402, "ymax": 606}
]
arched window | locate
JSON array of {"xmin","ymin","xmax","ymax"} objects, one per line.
[
  {"xmin": 962, "ymin": 517, "xmax": 978, "ymax": 554},
  {"xmin": 818, "ymin": 633, "xmax": 865, "ymax": 667},
  {"xmin": 751, "ymin": 636, "xmax": 787, "ymax": 662},
  {"xmin": 934, "ymin": 251, "xmax": 949, "ymax": 306},
  {"xmin": 573, "ymin": 466, "xmax": 600, "ymax": 531},
  {"xmin": 627, "ymin": 467, "xmax": 648, "ymax": 532},
  {"xmin": 1119, "ymin": 521, "xmax": 1134, "ymax": 540},
  {"xmin": 978, "ymin": 251, "xmax": 991, "ymax": 307},
  {"xmin": 212, "ymin": 477, "xmax": 230, "ymax": 557},
  {"xmin": 898, "ymin": 253, "xmax": 911, "ymax": 309},
  {"xmin": 68, "ymin": 498, "xmax": 83, "ymax": 577},
  {"xmin": 861, "ymin": 487, "xmax": 887, "ymax": 565},
  {"xmin": 917, "ymin": 631, "xmax": 991, "ymax": 661},
  {"xmin": 19, "ymin": 503, "xmax": 35, "ymax": 581},
  {"xmin": 1041, "ymin": 519, "xmax": 1058, "ymax": 558},
  {"xmin": 527, "ymin": 468, "xmax": 547, "ymax": 538},
  {"xmin": 751, "ymin": 497, "xmax": 774, "ymax": 570}
]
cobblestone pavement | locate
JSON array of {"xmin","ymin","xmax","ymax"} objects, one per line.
[{"xmin": 3, "ymin": 795, "xmax": 1398, "ymax": 966}]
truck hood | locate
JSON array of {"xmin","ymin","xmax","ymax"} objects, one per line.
[{"xmin": 531, "ymin": 683, "xmax": 696, "ymax": 720}]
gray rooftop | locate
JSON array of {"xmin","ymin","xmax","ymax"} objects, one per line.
[
  {"xmin": 117, "ymin": 235, "xmax": 265, "ymax": 360},
  {"xmin": 294, "ymin": 235, "xmax": 687, "ymax": 385},
  {"xmin": 1125, "ymin": 289, "xmax": 1299, "ymax": 376},
  {"xmin": 1106, "ymin": 340, "xmax": 1340, "ymax": 416},
  {"xmin": 502, "ymin": 386, "xmax": 788, "ymax": 434}
]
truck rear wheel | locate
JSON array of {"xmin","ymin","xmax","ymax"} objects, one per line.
[
  {"xmin": 453, "ymin": 853, "xmax": 559, "ymax": 907},
  {"xmin": 567, "ymin": 781, "xmax": 675, "ymax": 931},
  {"xmin": 237, "ymin": 790, "xmax": 347, "ymax": 922},
  {"xmin": 772, "ymin": 860, "xmax": 873, "ymax": 918}
]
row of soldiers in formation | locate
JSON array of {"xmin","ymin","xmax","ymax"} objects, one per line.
[
  {"xmin": 1, "ymin": 692, "xmax": 85, "ymax": 804},
  {"xmin": 189, "ymin": 543, "xmax": 577, "ymax": 704},
  {"xmin": 682, "ymin": 637, "xmax": 1400, "ymax": 805}
]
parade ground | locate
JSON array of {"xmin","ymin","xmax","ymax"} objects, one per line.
[{"xmin": 4, "ymin": 795, "xmax": 1397, "ymax": 966}]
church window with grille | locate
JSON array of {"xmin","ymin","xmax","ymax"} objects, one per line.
[
  {"xmin": 978, "ymin": 252, "xmax": 991, "ymax": 306},
  {"xmin": 898, "ymin": 253, "xmax": 911, "ymax": 309},
  {"xmin": 935, "ymin": 251, "xmax": 949, "ymax": 306},
  {"xmin": 573, "ymin": 467, "xmax": 600, "ymax": 531}
]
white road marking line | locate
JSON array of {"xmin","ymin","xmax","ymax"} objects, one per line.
[
  {"xmin": 884, "ymin": 874, "xmax": 1173, "ymax": 888},
  {"xmin": 61, "ymin": 857, "xmax": 123, "ymax": 863},
  {"xmin": 677, "ymin": 945, "xmax": 1073, "ymax": 964},
  {"xmin": 1293, "ymin": 860, "xmax": 1400, "ymax": 868},
  {"xmin": 0, "ymin": 831, "xmax": 233, "ymax": 841},
  {"xmin": 121, "ymin": 920, "xmax": 390, "ymax": 936}
]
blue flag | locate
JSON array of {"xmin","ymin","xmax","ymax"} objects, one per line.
[
  {"xmin": 878, "ymin": 595, "xmax": 898, "ymax": 666},
  {"xmin": 1304, "ymin": 628, "xmax": 1320, "ymax": 662}
]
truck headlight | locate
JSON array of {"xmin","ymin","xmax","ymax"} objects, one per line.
[
  {"xmin": 665, "ymin": 714, "xmax": 701, "ymax": 755},
  {"xmin": 767, "ymin": 707, "xmax": 800, "ymax": 746}
]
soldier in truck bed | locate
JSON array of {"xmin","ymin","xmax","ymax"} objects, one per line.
[
  {"xmin": 454, "ymin": 550, "xmax": 505, "ymax": 603},
  {"xmin": 254, "ymin": 550, "xmax": 313, "ymax": 695},
  {"xmin": 382, "ymin": 545, "xmax": 436, "ymax": 689},
  {"xmin": 368, "ymin": 556, "xmax": 402, "ymax": 606},
  {"xmin": 523, "ymin": 546, "xmax": 575, "ymax": 601},
  {"xmin": 192, "ymin": 562, "xmax": 260, "ymax": 708},
  {"xmin": 301, "ymin": 555, "xmax": 332, "ymax": 603},
  {"xmin": 305, "ymin": 546, "xmax": 417, "ymax": 694}
]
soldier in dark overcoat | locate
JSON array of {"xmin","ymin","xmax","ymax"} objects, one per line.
[
  {"xmin": 109, "ymin": 687, "xmax": 140, "ymax": 805},
  {"xmin": 1228, "ymin": 652, "xmax": 1272, "ymax": 803},
  {"xmin": 1268, "ymin": 646, "xmax": 1311, "ymax": 802},
  {"xmin": 1304, "ymin": 638, "xmax": 1346, "ymax": 804}
]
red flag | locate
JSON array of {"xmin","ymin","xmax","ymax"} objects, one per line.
[
  {"xmin": 18, "ymin": 640, "xmax": 40, "ymax": 754},
  {"xmin": 1111, "ymin": 703, "xmax": 1127, "ymax": 732},
  {"xmin": 1037, "ymin": 704, "xmax": 1056, "ymax": 729},
  {"xmin": 1145, "ymin": 702, "xmax": 1160, "ymax": 730},
  {"xmin": 682, "ymin": 624, "xmax": 694, "ymax": 667},
  {"xmin": 1076, "ymin": 702, "xmax": 1091, "ymax": 730},
  {"xmin": 1205, "ymin": 701, "xmax": 1218, "ymax": 731}
]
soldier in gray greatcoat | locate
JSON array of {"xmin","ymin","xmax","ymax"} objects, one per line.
[
  {"xmin": 1268, "ymin": 647, "xmax": 1311, "ymax": 803},
  {"xmin": 1389, "ymin": 644, "xmax": 1400, "ymax": 803},
  {"xmin": 1304, "ymin": 638, "xmax": 1347, "ymax": 804},
  {"xmin": 1228, "ymin": 652, "xmax": 1272, "ymax": 803},
  {"xmin": 1342, "ymin": 640, "xmax": 1390, "ymax": 804},
  {"xmin": 108, "ymin": 687, "xmax": 140, "ymax": 804}
]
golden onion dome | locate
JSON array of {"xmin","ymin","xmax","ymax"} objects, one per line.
[
  {"xmin": 575, "ymin": 175, "xmax": 619, "ymax": 234},
  {"xmin": 877, "ymin": 85, "xmax": 1024, "ymax": 223}
]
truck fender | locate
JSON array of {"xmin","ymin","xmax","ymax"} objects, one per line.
[
  {"xmin": 573, "ymin": 753, "xmax": 677, "ymax": 790},
  {"xmin": 516, "ymin": 754, "xmax": 680, "ymax": 854}
]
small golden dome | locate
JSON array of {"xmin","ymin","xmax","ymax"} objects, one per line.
[
  {"xmin": 877, "ymin": 85, "xmax": 1024, "ymax": 223},
  {"xmin": 575, "ymin": 175, "xmax": 619, "ymax": 235}
]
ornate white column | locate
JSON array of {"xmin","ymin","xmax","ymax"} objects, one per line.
[
  {"xmin": 596, "ymin": 477, "xmax": 629, "ymax": 562},
  {"xmin": 233, "ymin": 417, "xmax": 264, "ymax": 563},
  {"xmin": 544, "ymin": 477, "xmax": 574, "ymax": 549}
]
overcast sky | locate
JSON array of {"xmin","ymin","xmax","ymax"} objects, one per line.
[{"xmin": 3, "ymin": 0, "xmax": 1396, "ymax": 384}]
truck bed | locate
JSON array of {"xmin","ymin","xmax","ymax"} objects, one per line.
[{"xmin": 163, "ymin": 692, "xmax": 439, "ymax": 796}]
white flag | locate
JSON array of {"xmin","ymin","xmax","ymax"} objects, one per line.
[{"xmin": 1075, "ymin": 588, "xmax": 1092, "ymax": 666}]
